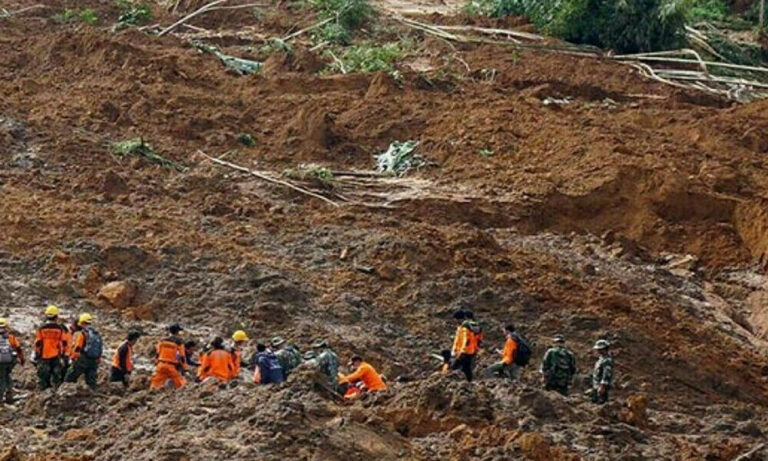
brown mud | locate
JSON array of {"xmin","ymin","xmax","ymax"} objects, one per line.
[{"xmin": 1, "ymin": 0, "xmax": 768, "ymax": 459}]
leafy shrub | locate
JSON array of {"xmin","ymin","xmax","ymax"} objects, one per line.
[
  {"xmin": 332, "ymin": 41, "xmax": 410, "ymax": 73},
  {"xmin": 115, "ymin": 5, "xmax": 153, "ymax": 29},
  {"xmin": 687, "ymin": 0, "xmax": 729, "ymax": 22},
  {"xmin": 112, "ymin": 138, "xmax": 187, "ymax": 172},
  {"xmin": 464, "ymin": 0, "xmax": 689, "ymax": 53},
  {"xmin": 308, "ymin": 0, "xmax": 374, "ymax": 44}
]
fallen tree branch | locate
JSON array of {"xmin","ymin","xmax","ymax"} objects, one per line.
[
  {"xmin": 733, "ymin": 443, "xmax": 765, "ymax": 461},
  {"xmin": 198, "ymin": 151, "xmax": 341, "ymax": 207},
  {"xmin": 435, "ymin": 24, "xmax": 544, "ymax": 42},
  {"xmin": 159, "ymin": 0, "xmax": 228, "ymax": 37},
  {"xmin": 1, "ymin": 4, "xmax": 45, "ymax": 17}
]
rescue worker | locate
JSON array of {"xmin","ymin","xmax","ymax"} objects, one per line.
[
  {"xmin": 271, "ymin": 336, "xmax": 302, "ymax": 378},
  {"xmin": 590, "ymin": 339, "xmax": 614, "ymax": 404},
  {"xmin": 338, "ymin": 356, "xmax": 386, "ymax": 399},
  {"xmin": 66, "ymin": 313, "xmax": 103, "ymax": 390},
  {"xmin": 450, "ymin": 310, "xmax": 481, "ymax": 382},
  {"xmin": 198, "ymin": 337, "xmax": 234, "ymax": 384},
  {"xmin": 483, "ymin": 324, "xmax": 518, "ymax": 380},
  {"xmin": 60, "ymin": 315, "xmax": 74, "ymax": 379},
  {"xmin": 230, "ymin": 330, "xmax": 249, "ymax": 380},
  {"xmin": 150, "ymin": 324, "xmax": 188, "ymax": 390},
  {"xmin": 540, "ymin": 334, "xmax": 576, "ymax": 396},
  {"xmin": 34, "ymin": 305, "xmax": 69, "ymax": 390},
  {"xmin": 252, "ymin": 343, "xmax": 285, "ymax": 384},
  {"xmin": 312, "ymin": 339, "xmax": 340, "ymax": 392},
  {"xmin": 0, "ymin": 318, "xmax": 25, "ymax": 404},
  {"xmin": 110, "ymin": 331, "xmax": 140, "ymax": 388},
  {"xmin": 185, "ymin": 340, "xmax": 201, "ymax": 368}
]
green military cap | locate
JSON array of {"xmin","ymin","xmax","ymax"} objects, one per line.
[
  {"xmin": 271, "ymin": 336, "xmax": 286, "ymax": 347},
  {"xmin": 311, "ymin": 338, "xmax": 328, "ymax": 349},
  {"xmin": 593, "ymin": 339, "xmax": 610, "ymax": 350},
  {"xmin": 553, "ymin": 334, "xmax": 565, "ymax": 343},
  {"xmin": 303, "ymin": 350, "xmax": 317, "ymax": 360}
]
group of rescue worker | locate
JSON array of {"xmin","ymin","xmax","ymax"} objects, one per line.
[
  {"xmin": 0, "ymin": 305, "xmax": 612, "ymax": 405},
  {"xmin": 447, "ymin": 309, "xmax": 614, "ymax": 404}
]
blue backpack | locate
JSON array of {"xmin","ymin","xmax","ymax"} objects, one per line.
[
  {"xmin": 82, "ymin": 328, "xmax": 104, "ymax": 359},
  {"xmin": 258, "ymin": 352, "xmax": 285, "ymax": 384}
]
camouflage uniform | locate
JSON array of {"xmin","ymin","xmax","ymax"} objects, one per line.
[
  {"xmin": 315, "ymin": 348, "xmax": 340, "ymax": 390},
  {"xmin": 541, "ymin": 345, "xmax": 576, "ymax": 396},
  {"xmin": 275, "ymin": 344, "xmax": 302, "ymax": 377},
  {"xmin": 591, "ymin": 355, "xmax": 614, "ymax": 404}
]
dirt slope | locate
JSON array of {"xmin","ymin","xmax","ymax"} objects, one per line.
[{"xmin": 1, "ymin": 0, "xmax": 768, "ymax": 460}]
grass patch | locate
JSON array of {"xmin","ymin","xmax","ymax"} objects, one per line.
[
  {"xmin": 308, "ymin": 0, "xmax": 375, "ymax": 44},
  {"xmin": 112, "ymin": 138, "xmax": 187, "ymax": 172},
  {"xmin": 687, "ymin": 0, "xmax": 729, "ymax": 23},
  {"xmin": 52, "ymin": 8, "xmax": 99, "ymax": 25}
]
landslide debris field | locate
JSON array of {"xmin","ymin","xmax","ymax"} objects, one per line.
[{"xmin": 2, "ymin": 0, "xmax": 768, "ymax": 459}]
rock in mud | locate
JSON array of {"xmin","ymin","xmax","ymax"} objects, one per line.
[{"xmin": 98, "ymin": 280, "xmax": 137, "ymax": 309}]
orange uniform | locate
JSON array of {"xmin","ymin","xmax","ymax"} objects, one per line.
[
  {"xmin": 1, "ymin": 333, "xmax": 24, "ymax": 364},
  {"xmin": 501, "ymin": 337, "xmax": 518, "ymax": 365},
  {"xmin": 452, "ymin": 324, "xmax": 479, "ymax": 356},
  {"xmin": 34, "ymin": 323, "xmax": 67, "ymax": 359},
  {"xmin": 150, "ymin": 337, "xmax": 187, "ymax": 389},
  {"xmin": 339, "ymin": 362, "xmax": 387, "ymax": 391},
  {"xmin": 230, "ymin": 348, "xmax": 242, "ymax": 379},
  {"xmin": 62, "ymin": 327, "xmax": 72, "ymax": 359},
  {"xmin": 69, "ymin": 330, "xmax": 87, "ymax": 360},
  {"xmin": 198, "ymin": 349, "xmax": 233, "ymax": 382},
  {"xmin": 111, "ymin": 341, "xmax": 134, "ymax": 372}
]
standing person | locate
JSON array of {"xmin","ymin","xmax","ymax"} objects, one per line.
[
  {"xmin": 33, "ymin": 305, "xmax": 68, "ymax": 390},
  {"xmin": 590, "ymin": 340, "xmax": 614, "ymax": 404},
  {"xmin": 312, "ymin": 339, "xmax": 340, "ymax": 391},
  {"xmin": 110, "ymin": 331, "xmax": 140, "ymax": 388},
  {"xmin": 60, "ymin": 316, "xmax": 74, "ymax": 382},
  {"xmin": 184, "ymin": 340, "xmax": 201, "ymax": 380},
  {"xmin": 540, "ymin": 334, "xmax": 576, "ymax": 396},
  {"xmin": 150, "ymin": 324, "xmax": 188, "ymax": 390},
  {"xmin": 271, "ymin": 336, "xmax": 302, "ymax": 378},
  {"xmin": 450, "ymin": 310, "xmax": 481, "ymax": 382},
  {"xmin": 0, "ymin": 318, "xmax": 25, "ymax": 404},
  {"xmin": 65, "ymin": 313, "xmax": 103, "ymax": 390},
  {"xmin": 252, "ymin": 343, "xmax": 284, "ymax": 385},
  {"xmin": 484, "ymin": 325, "xmax": 518, "ymax": 380},
  {"xmin": 198, "ymin": 337, "xmax": 234, "ymax": 384},
  {"xmin": 230, "ymin": 330, "xmax": 249, "ymax": 380}
]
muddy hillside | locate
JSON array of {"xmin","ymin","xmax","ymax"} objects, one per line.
[{"xmin": 2, "ymin": 0, "xmax": 768, "ymax": 459}]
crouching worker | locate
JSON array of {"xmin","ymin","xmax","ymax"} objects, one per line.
[
  {"xmin": 198, "ymin": 337, "xmax": 234, "ymax": 384},
  {"xmin": 339, "ymin": 356, "xmax": 386, "ymax": 401},
  {"xmin": 0, "ymin": 318, "xmax": 25, "ymax": 404},
  {"xmin": 253, "ymin": 343, "xmax": 285, "ymax": 385},
  {"xmin": 65, "ymin": 313, "xmax": 103, "ymax": 390},
  {"xmin": 150, "ymin": 324, "xmax": 187, "ymax": 390},
  {"xmin": 110, "ymin": 331, "xmax": 140, "ymax": 388}
]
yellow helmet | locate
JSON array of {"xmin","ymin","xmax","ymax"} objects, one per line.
[
  {"xmin": 78, "ymin": 313, "xmax": 93, "ymax": 325},
  {"xmin": 0, "ymin": 318, "xmax": 7, "ymax": 328},
  {"xmin": 232, "ymin": 330, "xmax": 249, "ymax": 342},
  {"xmin": 45, "ymin": 305, "xmax": 60, "ymax": 317}
]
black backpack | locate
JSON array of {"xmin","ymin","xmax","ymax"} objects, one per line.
[
  {"xmin": 512, "ymin": 333, "xmax": 532, "ymax": 367},
  {"xmin": 0, "ymin": 334, "xmax": 14, "ymax": 364}
]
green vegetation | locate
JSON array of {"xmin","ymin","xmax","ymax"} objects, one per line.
[
  {"xmin": 308, "ymin": 0, "xmax": 375, "ymax": 44},
  {"xmin": 114, "ymin": 4, "xmax": 153, "ymax": 30},
  {"xmin": 237, "ymin": 133, "xmax": 256, "ymax": 147},
  {"xmin": 112, "ymin": 138, "xmax": 187, "ymax": 172},
  {"xmin": 375, "ymin": 140, "xmax": 424, "ymax": 176},
  {"xmin": 330, "ymin": 41, "xmax": 410, "ymax": 73},
  {"xmin": 687, "ymin": 0, "xmax": 729, "ymax": 23},
  {"xmin": 462, "ymin": 0, "xmax": 689, "ymax": 53},
  {"xmin": 52, "ymin": 8, "xmax": 99, "ymax": 25}
]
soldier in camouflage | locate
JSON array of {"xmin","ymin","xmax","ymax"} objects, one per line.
[
  {"xmin": 271, "ymin": 336, "xmax": 303, "ymax": 378},
  {"xmin": 590, "ymin": 339, "xmax": 614, "ymax": 404},
  {"xmin": 540, "ymin": 334, "xmax": 576, "ymax": 396},
  {"xmin": 312, "ymin": 338, "xmax": 340, "ymax": 392}
]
